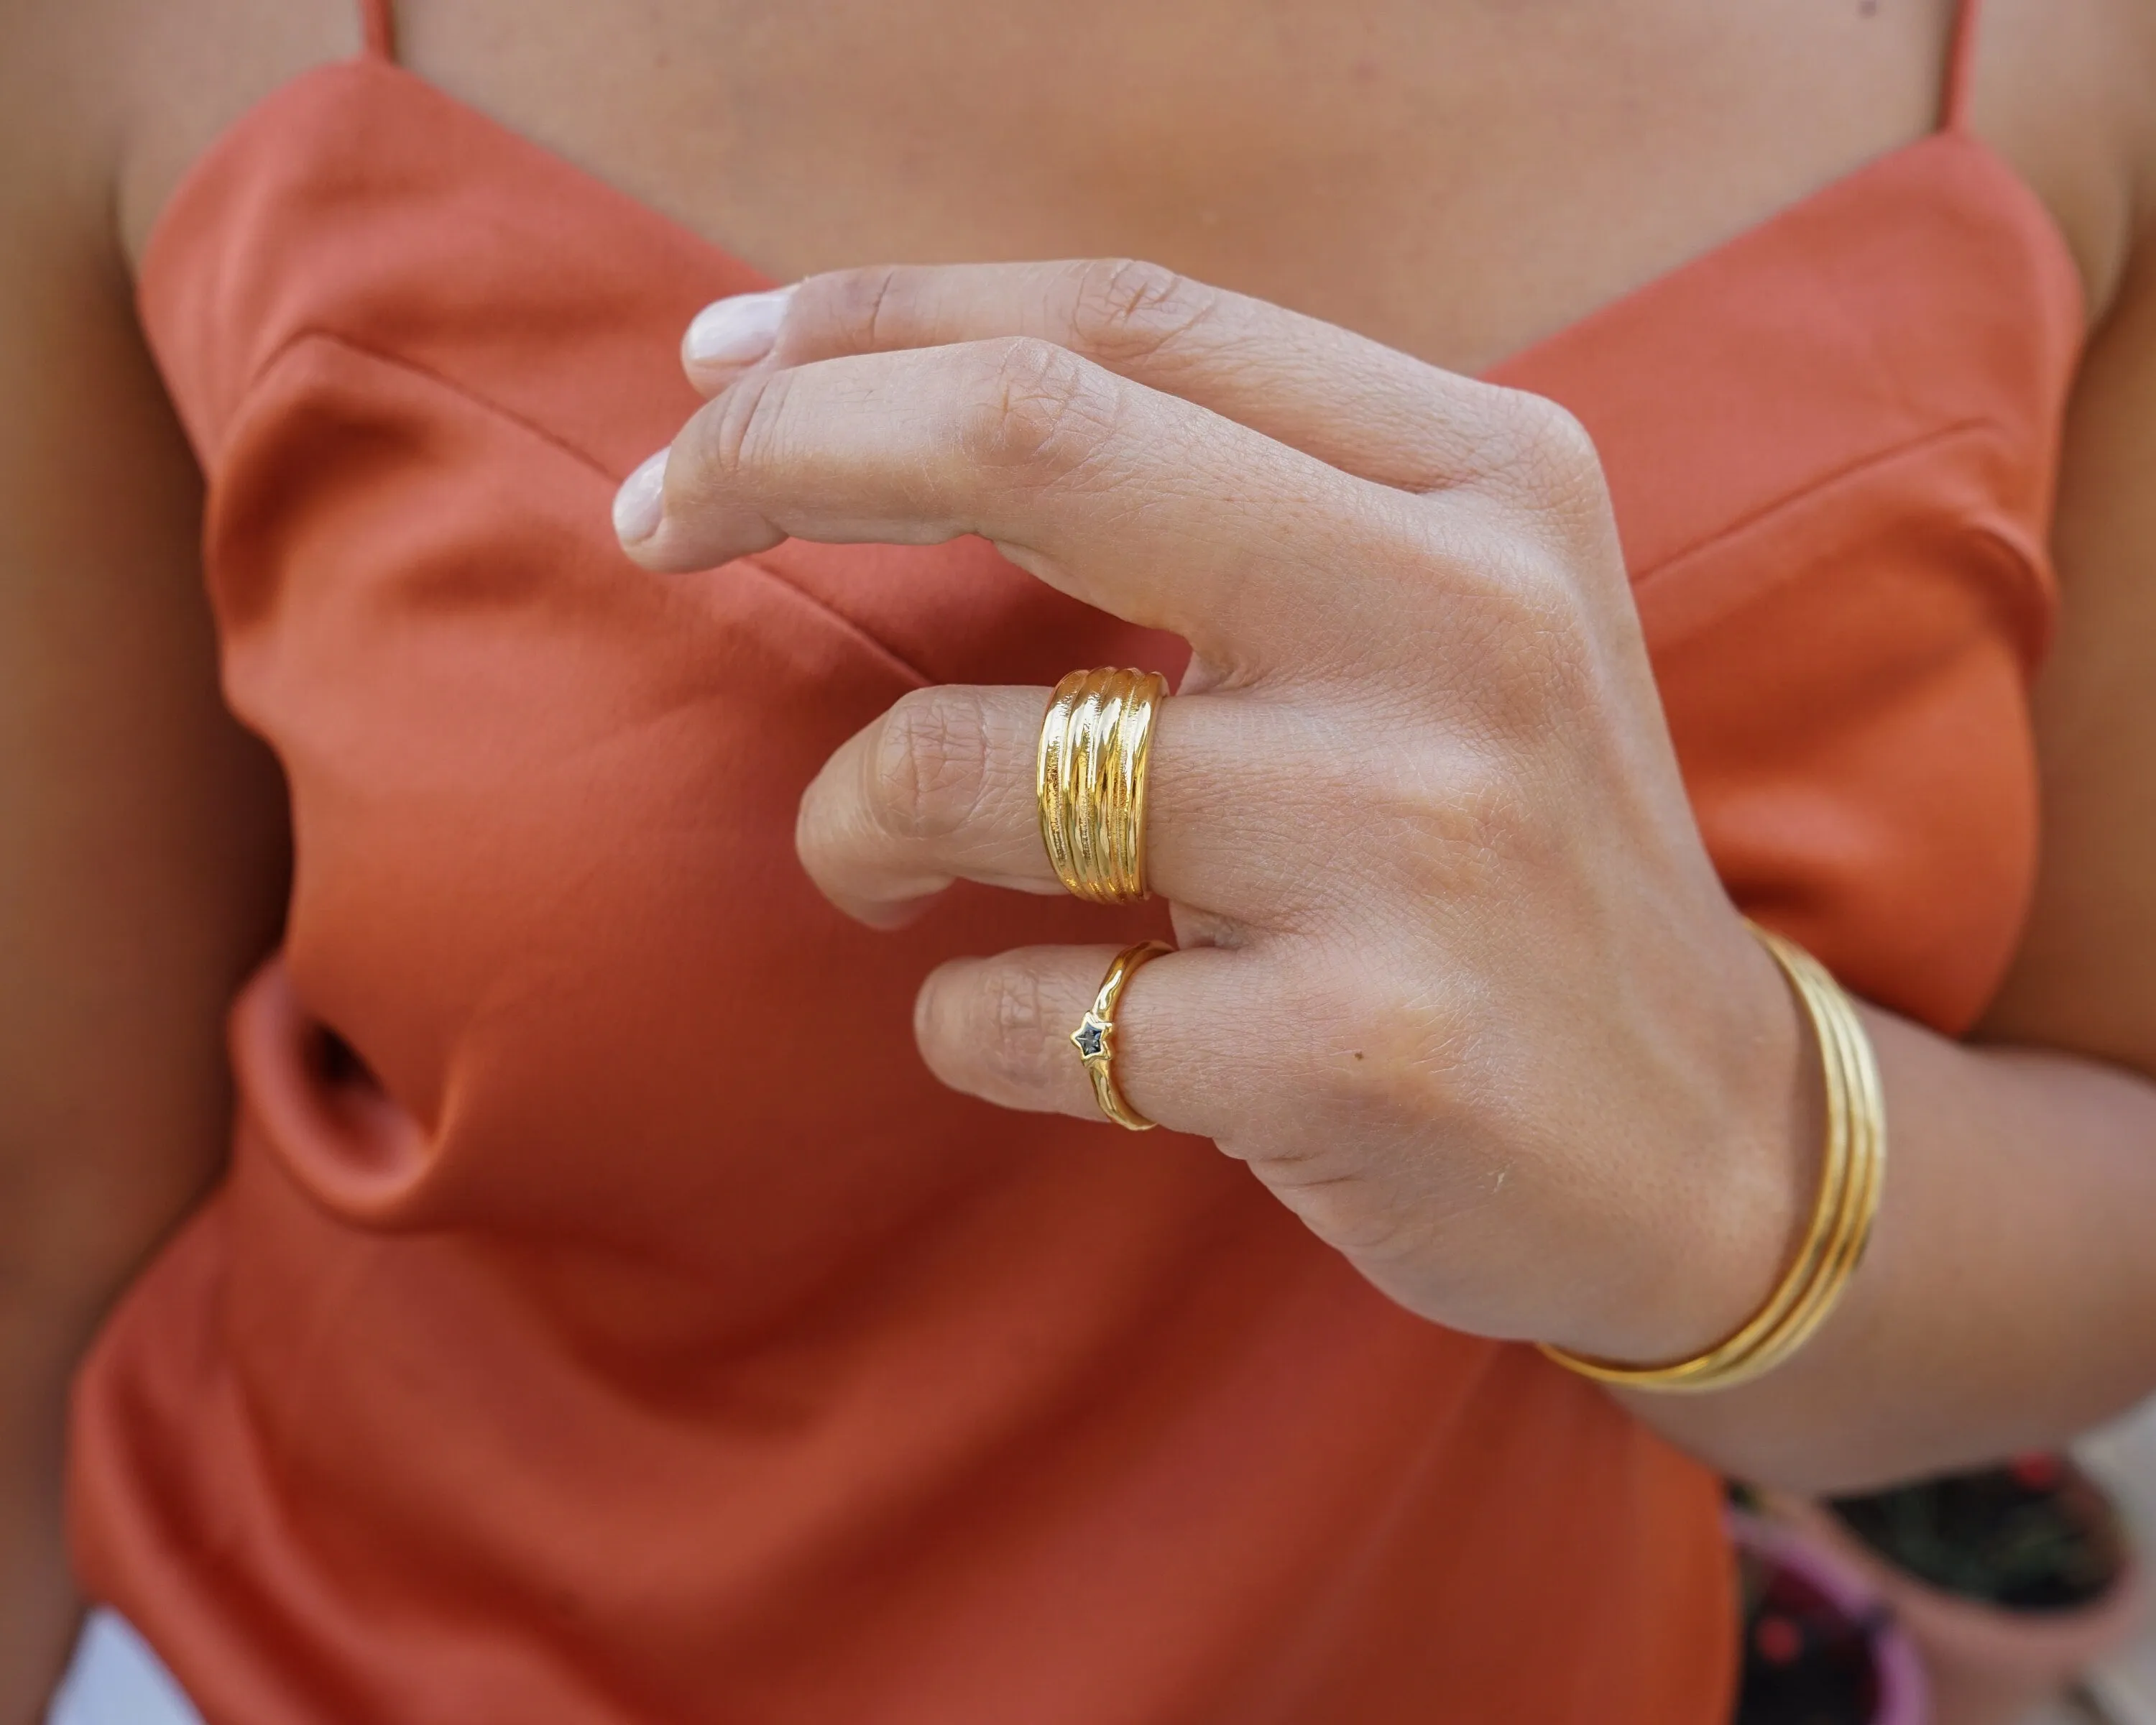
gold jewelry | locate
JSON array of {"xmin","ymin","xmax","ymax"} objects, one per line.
[
  {"xmin": 1072, "ymin": 940, "xmax": 1174, "ymax": 1131},
  {"xmin": 1538, "ymin": 922, "xmax": 1886, "ymax": 1394},
  {"xmin": 1037, "ymin": 668, "xmax": 1169, "ymax": 904}
]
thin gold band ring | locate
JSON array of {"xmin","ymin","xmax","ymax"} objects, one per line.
[{"xmin": 1072, "ymin": 940, "xmax": 1174, "ymax": 1131}]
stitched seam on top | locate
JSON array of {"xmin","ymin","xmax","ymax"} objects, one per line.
[
  {"xmin": 1630, "ymin": 413, "xmax": 2027, "ymax": 586},
  {"xmin": 226, "ymin": 328, "xmax": 936, "ymax": 689}
]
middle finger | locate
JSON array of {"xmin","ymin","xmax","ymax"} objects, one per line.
[{"xmin": 797, "ymin": 681, "xmax": 1325, "ymax": 926}]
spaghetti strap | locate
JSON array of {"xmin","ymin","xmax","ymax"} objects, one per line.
[
  {"xmin": 1940, "ymin": 0, "xmax": 1982, "ymax": 129},
  {"xmin": 358, "ymin": 0, "xmax": 396, "ymax": 60}
]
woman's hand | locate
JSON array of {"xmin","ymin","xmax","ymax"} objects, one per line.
[{"xmin": 615, "ymin": 259, "xmax": 1814, "ymax": 1369}]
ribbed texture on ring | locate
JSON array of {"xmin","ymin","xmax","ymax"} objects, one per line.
[{"xmin": 1036, "ymin": 668, "xmax": 1168, "ymax": 904}]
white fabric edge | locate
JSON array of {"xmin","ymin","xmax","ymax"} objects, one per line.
[{"xmin": 45, "ymin": 1609, "xmax": 201, "ymax": 1725}]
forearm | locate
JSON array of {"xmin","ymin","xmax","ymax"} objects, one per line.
[{"xmin": 1623, "ymin": 1006, "xmax": 2156, "ymax": 1494}]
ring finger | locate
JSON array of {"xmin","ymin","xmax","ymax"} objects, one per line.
[{"xmin": 916, "ymin": 941, "xmax": 1260, "ymax": 1140}]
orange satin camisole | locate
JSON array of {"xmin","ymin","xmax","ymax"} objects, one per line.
[{"xmin": 68, "ymin": 0, "xmax": 2081, "ymax": 1719}]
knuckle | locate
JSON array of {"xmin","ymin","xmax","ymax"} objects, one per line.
[
  {"xmin": 961, "ymin": 336, "xmax": 1120, "ymax": 483},
  {"xmin": 1514, "ymin": 393, "xmax": 1602, "ymax": 479},
  {"xmin": 1420, "ymin": 535, "xmax": 1600, "ymax": 737},
  {"xmin": 865, "ymin": 687, "xmax": 995, "ymax": 842},
  {"xmin": 974, "ymin": 966, "xmax": 1065, "ymax": 1091},
  {"xmin": 685, "ymin": 365, "xmax": 790, "ymax": 488},
  {"xmin": 1488, "ymin": 564, "xmax": 1600, "ymax": 730},
  {"xmin": 1478, "ymin": 392, "xmax": 1612, "ymax": 519},
  {"xmin": 1367, "ymin": 753, "xmax": 1547, "ymax": 900},
  {"xmin": 800, "ymin": 264, "xmax": 909, "ymax": 356},
  {"xmin": 1442, "ymin": 763, "xmax": 1551, "ymax": 880},
  {"xmin": 1064, "ymin": 258, "xmax": 1220, "ymax": 366}
]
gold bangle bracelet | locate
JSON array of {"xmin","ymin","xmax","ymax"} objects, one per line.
[{"xmin": 1538, "ymin": 922, "xmax": 1886, "ymax": 1395}]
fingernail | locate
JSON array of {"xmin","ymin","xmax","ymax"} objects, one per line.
[
  {"xmin": 684, "ymin": 285, "xmax": 796, "ymax": 367},
  {"xmin": 612, "ymin": 449, "xmax": 668, "ymax": 546}
]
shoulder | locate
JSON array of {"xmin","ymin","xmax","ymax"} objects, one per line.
[
  {"xmin": 2083, "ymin": 0, "xmax": 2156, "ymax": 311},
  {"xmin": 2106, "ymin": 0, "xmax": 2156, "ymax": 297},
  {"xmin": 0, "ymin": 3, "xmax": 126, "ymax": 235},
  {"xmin": 1961, "ymin": 0, "xmax": 2156, "ymax": 323},
  {"xmin": 1, "ymin": 0, "xmax": 356, "ymax": 272},
  {"xmin": 1984, "ymin": 7, "xmax": 2156, "ymax": 1060}
]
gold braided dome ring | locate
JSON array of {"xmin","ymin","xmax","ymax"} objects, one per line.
[{"xmin": 1036, "ymin": 668, "xmax": 1169, "ymax": 904}]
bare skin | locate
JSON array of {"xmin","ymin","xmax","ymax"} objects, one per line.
[{"xmin": 6, "ymin": 0, "xmax": 2156, "ymax": 1714}]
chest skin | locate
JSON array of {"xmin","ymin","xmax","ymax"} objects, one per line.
[{"xmin": 119, "ymin": 0, "xmax": 2132, "ymax": 374}]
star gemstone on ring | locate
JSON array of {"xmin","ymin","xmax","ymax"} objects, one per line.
[{"xmin": 1072, "ymin": 1014, "xmax": 1110, "ymax": 1061}]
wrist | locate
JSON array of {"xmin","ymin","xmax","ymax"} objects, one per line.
[{"xmin": 1553, "ymin": 919, "xmax": 1823, "ymax": 1368}]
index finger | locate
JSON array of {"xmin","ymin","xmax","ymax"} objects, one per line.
[
  {"xmin": 683, "ymin": 259, "xmax": 1573, "ymax": 500},
  {"xmin": 621, "ymin": 334, "xmax": 1443, "ymax": 671}
]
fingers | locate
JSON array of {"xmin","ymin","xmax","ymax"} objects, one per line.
[
  {"xmin": 681, "ymin": 260, "xmax": 1588, "ymax": 502},
  {"xmin": 621, "ymin": 336, "xmax": 1435, "ymax": 667},
  {"xmin": 798, "ymin": 684, "xmax": 1054, "ymax": 927},
  {"xmin": 915, "ymin": 942, "xmax": 1254, "ymax": 1139}
]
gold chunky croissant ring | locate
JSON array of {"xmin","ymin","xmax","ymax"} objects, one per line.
[
  {"xmin": 1036, "ymin": 667, "xmax": 1169, "ymax": 903},
  {"xmin": 1072, "ymin": 940, "xmax": 1174, "ymax": 1131}
]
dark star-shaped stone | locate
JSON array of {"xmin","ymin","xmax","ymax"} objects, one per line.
[{"xmin": 1072, "ymin": 1016, "xmax": 1109, "ymax": 1060}]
